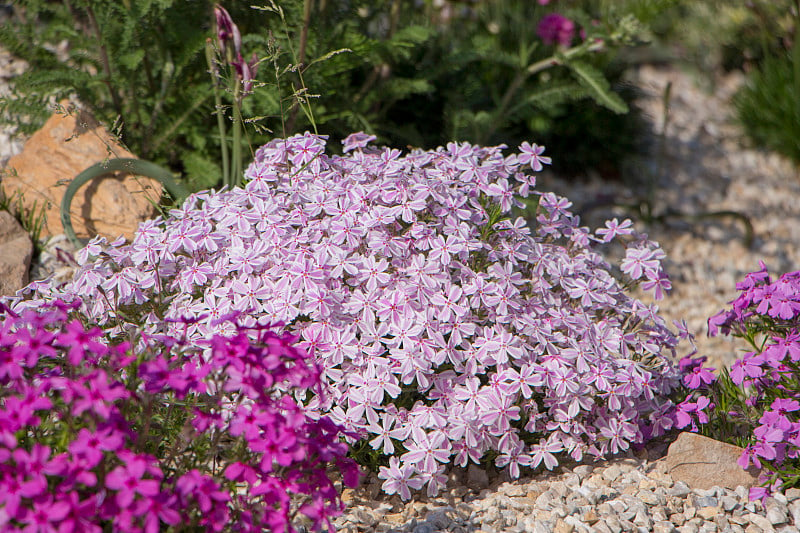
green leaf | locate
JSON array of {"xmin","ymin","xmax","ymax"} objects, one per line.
[
  {"xmin": 510, "ymin": 82, "xmax": 592, "ymax": 114},
  {"xmin": 182, "ymin": 152, "xmax": 222, "ymax": 191},
  {"xmin": 119, "ymin": 49, "xmax": 145, "ymax": 71},
  {"xmin": 390, "ymin": 25, "xmax": 435, "ymax": 47},
  {"xmin": 375, "ymin": 77, "xmax": 434, "ymax": 102},
  {"xmin": 567, "ymin": 61, "xmax": 629, "ymax": 114}
]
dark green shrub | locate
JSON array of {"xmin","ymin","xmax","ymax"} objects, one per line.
[{"xmin": 734, "ymin": 51, "xmax": 800, "ymax": 165}]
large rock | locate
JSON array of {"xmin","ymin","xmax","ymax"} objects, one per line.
[
  {"xmin": 0, "ymin": 210, "xmax": 33, "ymax": 297},
  {"xmin": 1, "ymin": 100, "xmax": 162, "ymax": 241},
  {"xmin": 664, "ymin": 432, "xmax": 760, "ymax": 490}
]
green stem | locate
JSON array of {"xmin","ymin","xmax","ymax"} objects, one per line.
[
  {"xmin": 485, "ymin": 40, "xmax": 604, "ymax": 142},
  {"xmin": 206, "ymin": 39, "xmax": 229, "ymax": 189},
  {"xmin": 61, "ymin": 158, "xmax": 190, "ymax": 250},
  {"xmin": 85, "ymin": 4, "xmax": 124, "ymax": 132},
  {"xmin": 526, "ymin": 39, "xmax": 605, "ymax": 76},
  {"xmin": 232, "ymin": 86, "xmax": 243, "ymax": 189},
  {"xmin": 793, "ymin": 18, "xmax": 800, "ymax": 108},
  {"xmin": 286, "ymin": 0, "xmax": 314, "ymax": 135}
]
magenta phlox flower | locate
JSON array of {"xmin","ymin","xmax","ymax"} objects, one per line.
[
  {"xmin": 674, "ymin": 399, "xmax": 698, "ymax": 431},
  {"xmin": 769, "ymin": 331, "xmax": 800, "ymax": 362},
  {"xmin": 771, "ymin": 397, "xmax": 800, "ymax": 415},
  {"xmin": 105, "ymin": 455, "xmax": 160, "ymax": 509},
  {"xmin": 10, "ymin": 326, "xmax": 57, "ymax": 368},
  {"xmin": 729, "ymin": 353, "xmax": 765, "ymax": 385},
  {"xmin": 683, "ymin": 363, "xmax": 716, "ymax": 389},
  {"xmin": 17, "ymin": 495, "xmax": 70, "ymax": 533},
  {"xmin": 135, "ymin": 492, "xmax": 181, "ymax": 533},
  {"xmin": 0, "ymin": 393, "xmax": 48, "ymax": 434},
  {"xmin": 175, "ymin": 469, "xmax": 230, "ymax": 513},
  {"xmin": 71, "ymin": 371, "xmax": 128, "ymax": 419},
  {"xmin": 69, "ymin": 427, "xmax": 123, "ymax": 468},
  {"xmin": 54, "ymin": 491, "xmax": 102, "ymax": 533},
  {"xmin": 752, "ymin": 424, "xmax": 783, "ymax": 460},
  {"xmin": 707, "ymin": 310, "xmax": 735, "ymax": 337},
  {"xmin": 748, "ymin": 485, "xmax": 771, "ymax": 505},
  {"xmin": 53, "ymin": 319, "xmax": 108, "ymax": 366},
  {"xmin": 759, "ymin": 409, "xmax": 793, "ymax": 433}
]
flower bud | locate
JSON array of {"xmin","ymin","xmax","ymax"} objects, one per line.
[{"xmin": 214, "ymin": 4, "xmax": 241, "ymax": 58}]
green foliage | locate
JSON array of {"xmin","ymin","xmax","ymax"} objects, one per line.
[
  {"xmin": 735, "ymin": 51, "xmax": 800, "ymax": 165},
  {"xmin": 1, "ymin": 0, "xmax": 669, "ymax": 192},
  {"xmin": 730, "ymin": 1, "xmax": 800, "ymax": 165},
  {"xmin": 651, "ymin": 0, "xmax": 797, "ymax": 73},
  {"xmin": 0, "ymin": 0, "xmax": 216, "ymax": 186}
]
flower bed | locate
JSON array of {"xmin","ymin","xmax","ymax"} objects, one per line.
[
  {"xmin": 0, "ymin": 300, "xmax": 357, "ymax": 532},
  {"xmin": 12, "ymin": 133, "xmax": 690, "ymax": 501}
]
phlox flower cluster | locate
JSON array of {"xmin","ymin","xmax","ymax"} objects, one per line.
[
  {"xmin": 13, "ymin": 132, "xmax": 688, "ymax": 499},
  {"xmin": 0, "ymin": 300, "xmax": 357, "ymax": 532},
  {"xmin": 680, "ymin": 262, "xmax": 800, "ymax": 501}
]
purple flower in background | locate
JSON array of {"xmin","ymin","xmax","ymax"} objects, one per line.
[
  {"xmin": 537, "ymin": 13, "xmax": 576, "ymax": 47},
  {"xmin": 214, "ymin": 4, "xmax": 241, "ymax": 58}
]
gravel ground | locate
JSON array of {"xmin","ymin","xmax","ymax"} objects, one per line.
[
  {"xmin": 4, "ymin": 41, "xmax": 800, "ymax": 532},
  {"xmin": 334, "ymin": 455, "xmax": 800, "ymax": 533}
]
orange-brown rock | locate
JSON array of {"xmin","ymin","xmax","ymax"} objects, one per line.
[
  {"xmin": 0, "ymin": 210, "xmax": 33, "ymax": 297},
  {"xmin": 1, "ymin": 101, "xmax": 162, "ymax": 241},
  {"xmin": 664, "ymin": 432, "xmax": 760, "ymax": 491}
]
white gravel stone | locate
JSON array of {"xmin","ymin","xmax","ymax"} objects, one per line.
[{"xmin": 766, "ymin": 503, "xmax": 790, "ymax": 526}]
